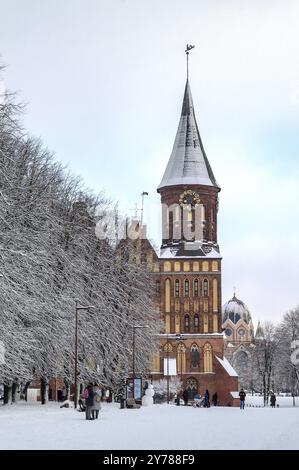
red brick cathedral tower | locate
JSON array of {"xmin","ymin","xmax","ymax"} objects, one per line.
[{"xmin": 152, "ymin": 63, "xmax": 239, "ymax": 405}]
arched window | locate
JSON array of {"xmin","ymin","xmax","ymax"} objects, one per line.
[
  {"xmin": 191, "ymin": 344, "xmax": 199, "ymax": 368},
  {"xmin": 175, "ymin": 279, "xmax": 180, "ymax": 297},
  {"xmin": 165, "ymin": 279, "xmax": 170, "ymax": 312},
  {"xmin": 193, "ymin": 279, "xmax": 199, "ymax": 297},
  {"xmin": 184, "ymin": 279, "xmax": 190, "ymax": 297},
  {"xmin": 177, "ymin": 343, "xmax": 186, "ymax": 373},
  {"xmin": 203, "ymin": 278, "xmax": 209, "ymax": 297},
  {"xmin": 194, "ymin": 314, "xmax": 199, "ymax": 333},
  {"xmin": 204, "ymin": 343, "xmax": 213, "ymax": 372},
  {"xmin": 174, "ymin": 262, "xmax": 180, "ymax": 272},
  {"xmin": 184, "ymin": 314, "xmax": 190, "ymax": 333}
]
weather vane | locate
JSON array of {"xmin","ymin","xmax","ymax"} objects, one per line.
[{"xmin": 185, "ymin": 44, "xmax": 195, "ymax": 80}]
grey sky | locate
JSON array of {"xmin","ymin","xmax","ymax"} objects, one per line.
[{"xmin": 0, "ymin": 0, "xmax": 299, "ymax": 324}]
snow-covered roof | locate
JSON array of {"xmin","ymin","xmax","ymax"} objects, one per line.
[
  {"xmin": 216, "ymin": 356, "xmax": 238, "ymax": 377},
  {"xmin": 159, "ymin": 245, "xmax": 222, "ymax": 259},
  {"xmin": 157, "ymin": 80, "xmax": 219, "ymax": 191},
  {"xmin": 222, "ymin": 295, "xmax": 252, "ymax": 325}
]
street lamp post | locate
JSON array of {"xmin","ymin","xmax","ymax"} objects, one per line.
[
  {"xmin": 166, "ymin": 333, "xmax": 170, "ymax": 404},
  {"xmin": 74, "ymin": 300, "xmax": 94, "ymax": 410},
  {"xmin": 132, "ymin": 325, "xmax": 149, "ymax": 401}
]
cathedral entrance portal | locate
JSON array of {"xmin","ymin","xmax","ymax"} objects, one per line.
[{"xmin": 186, "ymin": 377, "xmax": 198, "ymax": 400}]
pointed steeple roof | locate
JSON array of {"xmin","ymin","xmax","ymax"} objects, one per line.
[{"xmin": 158, "ymin": 80, "xmax": 219, "ymax": 191}]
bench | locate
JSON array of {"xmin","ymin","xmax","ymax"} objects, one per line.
[{"xmin": 126, "ymin": 398, "xmax": 141, "ymax": 409}]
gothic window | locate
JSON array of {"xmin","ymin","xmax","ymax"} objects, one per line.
[
  {"xmin": 177, "ymin": 343, "xmax": 186, "ymax": 373},
  {"xmin": 184, "ymin": 279, "xmax": 190, "ymax": 297},
  {"xmin": 186, "ymin": 377, "xmax": 198, "ymax": 400},
  {"xmin": 194, "ymin": 314, "xmax": 199, "ymax": 333},
  {"xmin": 156, "ymin": 280, "xmax": 160, "ymax": 294},
  {"xmin": 165, "ymin": 279, "xmax": 171, "ymax": 312},
  {"xmin": 175, "ymin": 279, "xmax": 180, "ymax": 297},
  {"xmin": 204, "ymin": 343, "xmax": 213, "ymax": 372},
  {"xmin": 225, "ymin": 327, "xmax": 232, "ymax": 337},
  {"xmin": 194, "ymin": 279, "xmax": 199, "ymax": 296},
  {"xmin": 191, "ymin": 344, "xmax": 199, "ymax": 368},
  {"xmin": 203, "ymin": 279, "xmax": 209, "ymax": 296},
  {"xmin": 184, "ymin": 314, "xmax": 190, "ymax": 333}
]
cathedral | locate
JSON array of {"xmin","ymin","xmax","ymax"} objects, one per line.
[{"xmin": 143, "ymin": 75, "xmax": 239, "ymax": 406}]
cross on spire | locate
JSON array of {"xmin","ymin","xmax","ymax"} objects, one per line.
[{"xmin": 185, "ymin": 44, "xmax": 195, "ymax": 80}]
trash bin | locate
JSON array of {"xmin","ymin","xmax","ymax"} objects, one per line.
[{"xmin": 120, "ymin": 398, "xmax": 125, "ymax": 409}]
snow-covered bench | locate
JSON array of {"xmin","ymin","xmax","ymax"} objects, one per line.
[{"xmin": 126, "ymin": 398, "xmax": 141, "ymax": 409}]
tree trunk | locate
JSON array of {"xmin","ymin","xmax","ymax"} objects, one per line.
[
  {"xmin": 11, "ymin": 382, "xmax": 18, "ymax": 403},
  {"xmin": 40, "ymin": 377, "xmax": 48, "ymax": 405},
  {"xmin": 3, "ymin": 384, "xmax": 12, "ymax": 405},
  {"xmin": 22, "ymin": 381, "xmax": 31, "ymax": 401}
]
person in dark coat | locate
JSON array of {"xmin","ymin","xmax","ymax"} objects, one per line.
[
  {"xmin": 239, "ymin": 388, "xmax": 246, "ymax": 410},
  {"xmin": 83, "ymin": 384, "xmax": 94, "ymax": 420},
  {"xmin": 212, "ymin": 392, "xmax": 218, "ymax": 406},
  {"xmin": 270, "ymin": 392, "xmax": 276, "ymax": 408},
  {"xmin": 204, "ymin": 389, "xmax": 210, "ymax": 408},
  {"xmin": 183, "ymin": 389, "xmax": 189, "ymax": 406}
]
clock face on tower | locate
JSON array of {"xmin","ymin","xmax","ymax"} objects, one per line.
[{"xmin": 179, "ymin": 190, "xmax": 200, "ymax": 207}]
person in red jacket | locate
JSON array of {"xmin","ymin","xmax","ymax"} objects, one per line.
[{"xmin": 239, "ymin": 388, "xmax": 246, "ymax": 410}]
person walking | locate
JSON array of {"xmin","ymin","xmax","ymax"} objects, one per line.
[
  {"xmin": 270, "ymin": 392, "xmax": 276, "ymax": 408},
  {"xmin": 183, "ymin": 389, "xmax": 189, "ymax": 406},
  {"xmin": 239, "ymin": 388, "xmax": 246, "ymax": 410},
  {"xmin": 92, "ymin": 384, "xmax": 102, "ymax": 419},
  {"xmin": 212, "ymin": 392, "xmax": 218, "ymax": 406},
  {"xmin": 204, "ymin": 389, "xmax": 210, "ymax": 408},
  {"xmin": 83, "ymin": 383, "xmax": 94, "ymax": 420}
]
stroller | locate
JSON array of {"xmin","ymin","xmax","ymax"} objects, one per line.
[{"xmin": 193, "ymin": 394, "xmax": 204, "ymax": 408}]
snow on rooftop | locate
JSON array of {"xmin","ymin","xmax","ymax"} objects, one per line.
[
  {"xmin": 159, "ymin": 246, "xmax": 222, "ymax": 259},
  {"xmin": 216, "ymin": 355, "xmax": 238, "ymax": 377}
]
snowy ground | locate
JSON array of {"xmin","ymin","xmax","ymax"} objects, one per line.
[{"xmin": 0, "ymin": 399, "xmax": 299, "ymax": 450}]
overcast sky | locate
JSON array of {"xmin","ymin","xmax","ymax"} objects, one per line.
[{"xmin": 0, "ymin": 0, "xmax": 298, "ymax": 324}]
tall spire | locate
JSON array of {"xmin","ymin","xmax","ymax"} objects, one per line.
[{"xmin": 157, "ymin": 79, "xmax": 219, "ymax": 190}]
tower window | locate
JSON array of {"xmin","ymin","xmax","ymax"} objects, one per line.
[
  {"xmin": 194, "ymin": 279, "xmax": 199, "ymax": 296},
  {"xmin": 184, "ymin": 279, "xmax": 190, "ymax": 297},
  {"xmin": 175, "ymin": 279, "xmax": 180, "ymax": 297},
  {"xmin": 194, "ymin": 314, "xmax": 199, "ymax": 333},
  {"xmin": 203, "ymin": 279, "xmax": 209, "ymax": 297},
  {"xmin": 184, "ymin": 314, "xmax": 190, "ymax": 333}
]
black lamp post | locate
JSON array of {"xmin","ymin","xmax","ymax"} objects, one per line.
[{"xmin": 132, "ymin": 325, "xmax": 149, "ymax": 401}]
